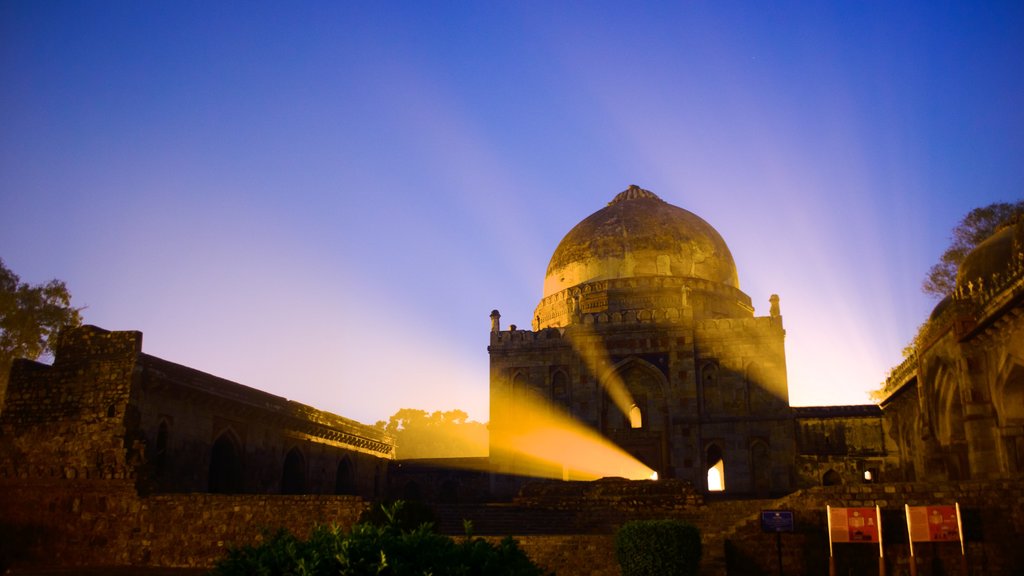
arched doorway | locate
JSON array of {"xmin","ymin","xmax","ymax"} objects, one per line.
[
  {"xmin": 335, "ymin": 456, "xmax": 356, "ymax": 495},
  {"xmin": 208, "ymin": 431, "xmax": 244, "ymax": 494},
  {"xmin": 281, "ymin": 447, "xmax": 306, "ymax": 494},
  {"xmin": 706, "ymin": 443, "xmax": 725, "ymax": 492}
]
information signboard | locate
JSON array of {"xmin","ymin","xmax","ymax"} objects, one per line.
[
  {"xmin": 906, "ymin": 505, "xmax": 958, "ymax": 542},
  {"xmin": 761, "ymin": 509, "xmax": 795, "ymax": 533},
  {"xmin": 828, "ymin": 507, "xmax": 880, "ymax": 543}
]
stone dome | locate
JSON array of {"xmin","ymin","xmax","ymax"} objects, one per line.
[
  {"xmin": 543, "ymin": 186, "xmax": 739, "ymax": 298},
  {"xmin": 956, "ymin": 215, "xmax": 1024, "ymax": 291}
]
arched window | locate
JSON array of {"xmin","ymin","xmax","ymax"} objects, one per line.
[
  {"xmin": 335, "ymin": 456, "xmax": 356, "ymax": 495},
  {"xmin": 629, "ymin": 404, "xmax": 643, "ymax": 429},
  {"xmin": 281, "ymin": 447, "xmax": 306, "ymax": 494},
  {"xmin": 208, "ymin": 431, "xmax": 244, "ymax": 494},
  {"xmin": 552, "ymin": 370, "xmax": 569, "ymax": 399},
  {"xmin": 822, "ymin": 469, "xmax": 841, "ymax": 486},
  {"xmin": 706, "ymin": 444, "xmax": 725, "ymax": 492}
]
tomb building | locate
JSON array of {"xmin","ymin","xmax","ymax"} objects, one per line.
[{"xmin": 488, "ymin": 186, "xmax": 794, "ymax": 494}]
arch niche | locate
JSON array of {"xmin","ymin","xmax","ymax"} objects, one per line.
[
  {"xmin": 335, "ymin": 456, "xmax": 356, "ymax": 495},
  {"xmin": 281, "ymin": 447, "xmax": 307, "ymax": 494},
  {"xmin": 600, "ymin": 357, "xmax": 669, "ymax": 476},
  {"xmin": 208, "ymin": 430, "xmax": 244, "ymax": 494}
]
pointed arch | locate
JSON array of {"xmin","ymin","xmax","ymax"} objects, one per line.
[
  {"xmin": 701, "ymin": 361, "xmax": 722, "ymax": 414},
  {"xmin": 551, "ymin": 369, "xmax": 569, "ymax": 399},
  {"xmin": 629, "ymin": 404, "xmax": 643, "ymax": 429},
  {"xmin": 281, "ymin": 447, "xmax": 306, "ymax": 494},
  {"xmin": 600, "ymin": 356, "xmax": 669, "ymax": 432},
  {"xmin": 706, "ymin": 443, "xmax": 725, "ymax": 492},
  {"xmin": 995, "ymin": 362, "xmax": 1024, "ymax": 426},
  {"xmin": 208, "ymin": 430, "xmax": 244, "ymax": 494},
  {"xmin": 335, "ymin": 455, "xmax": 356, "ymax": 495}
]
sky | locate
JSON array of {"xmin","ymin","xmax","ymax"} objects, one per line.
[{"xmin": 2, "ymin": 2, "xmax": 1022, "ymax": 426}]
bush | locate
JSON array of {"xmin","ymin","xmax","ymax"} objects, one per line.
[
  {"xmin": 615, "ymin": 519, "xmax": 702, "ymax": 576},
  {"xmin": 210, "ymin": 501, "xmax": 546, "ymax": 576}
]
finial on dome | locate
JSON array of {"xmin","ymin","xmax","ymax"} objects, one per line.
[{"xmin": 609, "ymin": 185, "xmax": 663, "ymax": 205}]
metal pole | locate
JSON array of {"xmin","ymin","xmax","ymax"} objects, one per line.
[
  {"xmin": 776, "ymin": 531, "xmax": 784, "ymax": 576},
  {"xmin": 906, "ymin": 504, "xmax": 917, "ymax": 576},
  {"xmin": 827, "ymin": 505, "xmax": 836, "ymax": 576},
  {"xmin": 877, "ymin": 505, "xmax": 886, "ymax": 576},
  {"xmin": 956, "ymin": 502, "xmax": 967, "ymax": 576}
]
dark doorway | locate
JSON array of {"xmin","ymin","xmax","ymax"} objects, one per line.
[
  {"xmin": 281, "ymin": 447, "xmax": 307, "ymax": 494},
  {"xmin": 335, "ymin": 456, "xmax": 356, "ymax": 495},
  {"xmin": 208, "ymin": 432, "xmax": 244, "ymax": 493}
]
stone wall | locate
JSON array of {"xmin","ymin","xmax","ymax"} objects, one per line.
[
  {"xmin": 723, "ymin": 480, "xmax": 1024, "ymax": 576},
  {"xmin": 0, "ymin": 476, "xmax": 368, "ymax": 570},
  {"xmin": 4, "ymin": 474, "xmax": 1024, "ymax": 575}
]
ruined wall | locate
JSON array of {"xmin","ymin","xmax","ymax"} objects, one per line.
[
  {"xmin": 793, "ymin": 406, "xmax": 901, "ymax": 488},
  {"xmin": 0, "ymin": 325, "xmax": 392, "ymax": 570}
]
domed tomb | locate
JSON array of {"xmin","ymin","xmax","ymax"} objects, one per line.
[
  {"xmin": 955, "ymin": 215, "xmax": 1024, "ymax": 295},
  {"xmin": 534, "ymin": 185, "xmax": 753, "ymax": 329}
]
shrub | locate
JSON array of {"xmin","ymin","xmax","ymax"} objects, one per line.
[
  {"xmin": 209, "ymin": 501, "xmax": 546, "ymax": 576},
  {"xmin": 615, "ymin": 519, "xmax": 702, "ymax": 576}
]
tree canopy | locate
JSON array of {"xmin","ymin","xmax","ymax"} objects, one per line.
[
  {"xmin": 377, "ymin": 408, "xmax": 488, "ymax": 459},
  {"xmin": 923, "ymin": 200, "xmax": 1024, "ymax": 299},
  {"xmin": 1, "ymin": 258, "xmax": 82, "ymax": 397}
]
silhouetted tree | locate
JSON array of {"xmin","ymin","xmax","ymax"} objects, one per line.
[
  {"xmin": 923, "ymin": 200, "xmax": 1024, "ymax": 298},
  {"xmin": 1, "ymin": 258, "xmax": 82, "ymax": 399},
  {"xmin": 376, "ymin": 408, "xmax": 487, "ymax": 459}
]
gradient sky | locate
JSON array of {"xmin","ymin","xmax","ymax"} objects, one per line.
[{"xmin": 2, "ymin": 2, "xmax": 1022, "ymax": 425}]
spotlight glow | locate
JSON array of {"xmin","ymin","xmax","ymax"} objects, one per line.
[
  {"xmin": 490, "ymin": 384, "xmax": 655, "ymax": 481},
  {"xmin": 563, "ymin": 325, "xmax": 636, "ymax": 418}
]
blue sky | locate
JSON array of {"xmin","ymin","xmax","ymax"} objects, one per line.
[{"xmin": 2, "ymin": 1, "xmax": 1022, "ymax": 424}]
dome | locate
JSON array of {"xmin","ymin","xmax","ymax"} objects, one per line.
[
  {"xmin": 543, "ymin": 185, "xmax": 739, "ymax": 298},
  {"xmin": 956, "ymin": 216, "xmax": 1024, "ymax": 291}
]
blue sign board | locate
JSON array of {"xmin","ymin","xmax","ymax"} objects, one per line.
[{"xmin": 761, "ymin": 509, "xmax": 795, "ymax": 533}]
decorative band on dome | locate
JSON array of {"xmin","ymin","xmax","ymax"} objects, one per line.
[{"xmin": 608, "ymin": 185, "xmax": 664, "ymax": 206}]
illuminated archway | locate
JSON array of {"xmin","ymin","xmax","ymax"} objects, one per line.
[
  {"xmin": 706, "ymin": 443, "xmax": 725, "ymax": 492},
  {"xmin": 629, "ymin": 404, "xmax": 643, "ymax": 429}
]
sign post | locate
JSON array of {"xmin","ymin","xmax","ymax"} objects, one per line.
[
  {"xmin": 827, "ymin": 505, "xmax": 885, "ymax": 576},
  {"xmin": 761, "ymin": 510, "xmax": 794, "ymax": 576},
  {"xmin": 905, "ymin": 503, "xmax": 966, "ymax": 576}
]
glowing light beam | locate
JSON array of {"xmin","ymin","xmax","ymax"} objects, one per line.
[{"xmin": 490, "ymin": 383, "xmax": 655, "ymax": 481}]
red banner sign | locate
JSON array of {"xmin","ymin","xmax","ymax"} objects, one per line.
[
  {"xmin": 907, "ymin": 505, "xmax": 959, "ymax": 542},
  {"xmin": 828, "ymin": 507, "xmax": 880, "ymax": 543}
]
